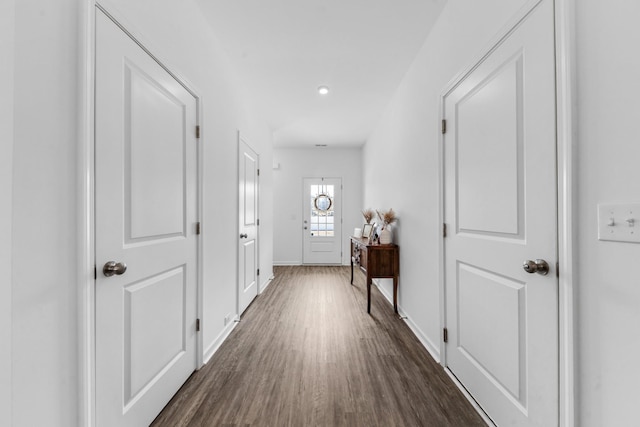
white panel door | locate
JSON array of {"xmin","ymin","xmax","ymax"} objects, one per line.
[
  {"xmin": 238, "ymin": 137, "xmax": 259, "ymax": 314},
  {"xmin": 443, "ymin": 1, "xmax": 558, "ymax": 426},
  {"xmin": 303, "ymin": 178, "xmax": 342, "ymax": 264},
  {"xmin": 95, "ymin": 10, "xmax": 198, "ymax": 427}
]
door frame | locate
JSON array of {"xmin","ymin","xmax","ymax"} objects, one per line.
[
  {"xmin": 78, "ymin": 2, "xmax": 205, "ymax": 426},
  {"xmin": 437, "ymin": 0, "xmax": 576, "ymax": 425},
  {"xmin": 237, "ymin": 131, "xmax": 260, "ymax": 316}
]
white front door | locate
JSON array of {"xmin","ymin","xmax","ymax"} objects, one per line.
[
  {"xmin": 443, "ymin": 1, "xmax": 558, "ymax": 426},
  {"xmin": 238, "ymin": 137, "xmax": 259, "ymax": 314},
  {"xmin": 303, "ymin": 178, "xmax": 342, "ymax": 264},
  {"xmin": 95, "ymin": 9, "xmax": 198, "ymax": 427}
]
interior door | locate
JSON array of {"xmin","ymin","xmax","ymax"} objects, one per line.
[
  {"xmin": 95, "ymin": 9, "xmax": 198, "ymax": 427},
  {"xmin": 303, "ymin": 178, "xmax": 342, "ymax": 264},
  {"xmin": 443, "ymin": 1, "xmax": 558, "ymax": 426},
  {"xmin": 238, "ymin": 137, "xmax": 259, "ymax": 314}
]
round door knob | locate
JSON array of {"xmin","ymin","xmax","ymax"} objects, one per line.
[
  {"xmin": 240, "ymin": 233, "xmax": 248, "ymax": 239},
  {"xmin": 522, "ymin": 259, "xmax": 549, "ymax": 276},
  {"xmin": 103, "ymin": 261, "xmax": 127, "ymax": 277}
]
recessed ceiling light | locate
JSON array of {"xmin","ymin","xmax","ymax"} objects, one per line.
[{"xmin": 317, "ymin": 86, "xmax": 329, "ymax": 95}]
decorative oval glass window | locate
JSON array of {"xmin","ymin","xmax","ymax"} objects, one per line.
[{"xmin": 314, "ymin": 194, "xmax": 333, "ymax": 212}]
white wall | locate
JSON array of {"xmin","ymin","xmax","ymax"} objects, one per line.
[
  {"xmin": 575, "ymin": 1, "xmax": 640, "ymax": 425},
  {"xmin": 0, "ymin": 1, "xmax": 15, "ymax": 425},
  {"xmin": 362, "ymin": 0, "xmax": 530, "ymax": 356},
  {"xmin": 12, "ymin": 0, "xmax": 80, "ymax": 425},
  {"xmin": 8, "ymin": 0, "xmax": 273, "ymax": 425},
  {"xmin": 273, "ymin": 147, "xmax": 362, "ymax": 265}
]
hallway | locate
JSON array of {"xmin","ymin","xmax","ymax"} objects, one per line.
[{"xmin": 152, "ymin": 266, "xmax": 486, "ymax": 426}]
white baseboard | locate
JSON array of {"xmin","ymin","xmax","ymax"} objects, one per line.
[
  {"xmin": 273, "ymin": 261, "xmax": 302, "ymax": 266},
  {"xmin": 259, "ymin": 275, "xmax": 274, "ymax": 294},
  {"xmin": 202, "ymin": 315, "xmax": 240, "ymax": 364},
  {"xmin": 372, "ymin": 279, "xmax": 441, "ymax": 362}
]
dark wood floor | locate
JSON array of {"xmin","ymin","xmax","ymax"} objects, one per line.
[{"xmin": 152, "ymin": 266, "xmax": 486, "ymax": 426}]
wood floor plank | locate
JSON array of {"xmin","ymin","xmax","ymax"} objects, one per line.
[{"xmin": 152, "ymin": 266, "xmax": 487, "ymax": 427}]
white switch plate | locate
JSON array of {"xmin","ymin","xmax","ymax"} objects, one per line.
[{"xmin": 598, "ymin": 203, "xmax": 640, "ymax": 243}]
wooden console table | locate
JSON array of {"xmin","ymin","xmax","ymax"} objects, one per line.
[{"xmin": 350, "ymin": 236, "xmax": 399, "ymax": 314}]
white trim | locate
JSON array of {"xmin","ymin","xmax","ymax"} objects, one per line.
[
  {"xmin": 203, "ymin": 315, "xmax": 241, "ymax": 364},
  {"xmin": 273, "ymin": 261, "xmax": 303, "ymax": 266},
  {"xmin": 78, "ymin": 1, "xmax": 96, "ymax": 425},
  {"xmin": 372, "ymin": 280, "xmax": 441, "ymax": 361},
  {"xmin": 554, "ymin": 0, "xmax": 577, "ymax": 425},
  {"xmin": 438, "ymin": 0, "xmax": 575, "ymax": 425},
  {"xmin": 79, "ymin": 4, "xmax": 205, "ymax": 425},
  {"xmin": 259, "ymin": 275, "xmax": 275, "ymax": 294}
]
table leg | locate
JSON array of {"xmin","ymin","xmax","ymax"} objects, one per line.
[
  {"xmin": 367, "ymin": 277, "xmax": 372, "ymax": 314},
  {"xmin": 393, "ymin": 276, "xmax": 398, "ymax": 314},
  {"xmin": 350, "ymin": 258, "xmax": 354, "ymax": 285}
]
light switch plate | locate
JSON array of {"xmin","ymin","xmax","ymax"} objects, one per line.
[{"xmin": 598, "ymin": 203, "xmax": 640, "ymax": 243}]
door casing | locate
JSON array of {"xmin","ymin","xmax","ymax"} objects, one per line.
[
  {"xmin": 437, "ymin": 0, "xmax": 577, "ymax": 425},
  {"xmin": 78, "ymin": 2, "xmax": 205, "ymax": 426}
]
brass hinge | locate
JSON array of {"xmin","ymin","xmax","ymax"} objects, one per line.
[
  {"xmin": 196, "ymin": 318, "xmax": 201, "ymax": 332},
  {"xmin": 196, "ymin": 125, "xmax": 200, "ymax": 139},
  {"xmin": 257, "ymin": 268, "xmax": 260, "ymax": 276},
  {"xmin": 196, "ymin": 222, "xmax": 201, "ymax": 235},
  {"xmin": 441, "ymin": 119, "xmax": 447, "ymax": 134},
  {"xmin": 443, "ymin": 328, "xmax": 448, "ymax": 343},
  {"xmin": 443, "ymin": 223, "xmax": 447, "ymax": 238}
]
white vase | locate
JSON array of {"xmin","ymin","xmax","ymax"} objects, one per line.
[{"xmin": 380, "ymin": 228, "xmax": 392, "ymax": 244}]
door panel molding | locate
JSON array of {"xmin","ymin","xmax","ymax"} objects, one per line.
[{"xmin": 79, "ymin": 4, "xmax": 204, "ymax": 426}]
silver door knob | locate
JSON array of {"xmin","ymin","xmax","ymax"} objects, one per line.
[
  {"xmin": 103, "ymin": 261, "xmax": 127, "ymax": 277},
  {"xmin": 240, "ymin": 233, "xmax": 248, "ymax": 239},
  {"xmin": 522, "ymin": 259, "xmax": 549, "ymax": 275}
]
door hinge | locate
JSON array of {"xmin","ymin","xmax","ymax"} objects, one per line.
[
  {"xmin": 196, "ymin": 318, "xmax": 201, "ymax": 332},
  {"xmin": 441, "ymin": 119, "xmax": 447, "ymax": 134},
  {"xmin": 257, "ymin": 219, "xmax": 260, "ymax": 226},
  {"xmin": 443, "ymin": 223, "xmax": 447, "ymax": 238},
  {"xmin": 257, "ymin": 268, "xmax": 260, "ymax": 276},
  {"xmin": 196, "ymin": 222, "xmax": 201, "ymax": 235},
  {"xmin": 443, "ymin": 327, "xmax": 448, "ymax": 343},
  {"xmin": 257, "ymin": 169, "xmax": 260, "ymax": 176},
  {"xmin": 196, "ymin": 125, "xmax": 201, "ymax": 139},
  {"xmin": 94, "ymin": 265, "xmax": 97, "ymax": 280},
  {"xmin": 556, "ymin": 262, "xmax": 560, "ymax": 278}
]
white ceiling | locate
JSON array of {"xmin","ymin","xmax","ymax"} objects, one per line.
[{"xmin": 196, "ymin": 0, "xmax": 445, "ymax": 147}]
